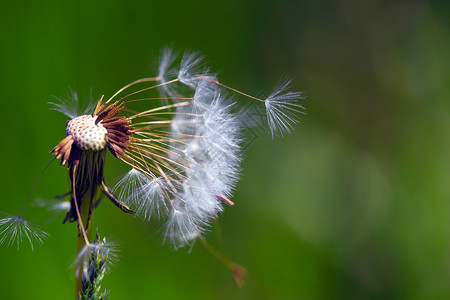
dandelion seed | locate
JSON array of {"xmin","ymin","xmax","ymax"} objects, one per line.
[
  {"xmin": 49, "ymin": 90, "xmax": 96, "ymax": 119},
  {"xmin": 0, "ymin": 214, "xmax": 48, "ymax": 250},
  {"xmin": 113, "ymin": 168, "xmax": 149, "ymax": 208},
  {"xmin": 34, "ymin": 198, "xmax": 71, "ymax": 214},
  {"xmin": 178, "ymin": 51, "xmax": 205, "ymax": 87},
  {"xmin": 114, "ymin": 169, "xmax": 169, "ymax": 220},
  {"xmin": 265, "ymin": 79, "xmax": 305, "ymax": 137},
  {"xmin": 158, "ymin": 47, "xmax": 179, "ymax": 100},
  {"xmin": 163, "ymin": 210, "xmax": 200, "ymax": 248},
  {"xmin": 158, "ymin": 47, "xmax": 177, "ymax": 83},
  {"xmin": 0, "ymin": 156, "xmax": 54, "ymax": 250},
  {"xmin": 34, "ymin": 198, "xmax": 71, "ymax": 223}
]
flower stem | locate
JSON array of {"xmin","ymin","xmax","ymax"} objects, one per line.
[
  {"xmin": 75, "ymin": 190, "xmax": 93, "ymax": 299},
  {"xmin": 198, "ymin": 237, "xmax": 248, "ymax": 289}
]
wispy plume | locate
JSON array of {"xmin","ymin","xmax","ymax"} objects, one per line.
[
  {"xmin": 0, "ymin": 214, "xmax": 48, "ymax": 250},
  {"xmin": 265, "ymin": 79, "xmax": 305, "ymax": 137}
]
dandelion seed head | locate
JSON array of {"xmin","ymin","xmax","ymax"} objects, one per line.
[
  {"xmin": 0, "ymin": 215, "xmax": 48, "ymax": 250},
  {"xmin": 47, "ymin": 48, "xmax": 302, "ymax": 249},
  {"xmin": 66, "ymin": 115, "xmax": 108, "ymax": 151},
  {"xmin": 150, "ymin": 89, "xmax": 242, "ymax": 247}
]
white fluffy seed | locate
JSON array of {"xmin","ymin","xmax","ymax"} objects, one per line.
[{"xmin": 66, "ymin": 115, "xmax": 108, "ymax": 151}]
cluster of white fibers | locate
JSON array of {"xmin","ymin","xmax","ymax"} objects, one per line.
[
  {"xmin": 114, "ymin": 170, "xmax": 169, "ymax": 220},
  {"xmin": 166, "ymin": 71, "xmax": 244, "ymax": 244},
  {"xmin": 0, "ymin": 214, "xmax": 48, "ymax": 250},
  {"xmin": 114, "ymin": 52, "xmax": 242, "ymax": 248},
  {"xmin": 115, "ymin": 48, "xmax": 303, "ymax": 248},
  {"xmin": 49, "ymin": 89, "xmax": 96, "ymax": 119},
  {"xmin": 265, "ymin": 79, "xmax": 305, "ymax": 137},
  {"xmin": 165, "ymin": 89, "xmax": 242, "ymax": 247}
]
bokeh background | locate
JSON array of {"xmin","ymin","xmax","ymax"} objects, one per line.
[{"xmin": 0, "ymin": 0, "xmax": 449, "ymax": 299}]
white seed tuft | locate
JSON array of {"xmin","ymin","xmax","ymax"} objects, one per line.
[
  {"xmin": 114, "ymin": 169, "xmax": 170, "ymax": 220},
  {"xmin": 265, "ymin": 79, "xmax": 305, "ymax": 137},
  {"xmin": 66, "ymin": 115, "xmax": 108, "ymax": 151},
  {"xmin": 0, "ymin": 214, "xmax": 48, "ymax": 250},
  {"xmin": 49, "ymin": 90, "xmax": 96, "ymax": 119},
  {"xmin": 161, "ymin": 89, "xmax": 242, "ymax": 247},
  {"xmin": 107, "ymin": 49, "xmax": 303, "ymax": 248}
]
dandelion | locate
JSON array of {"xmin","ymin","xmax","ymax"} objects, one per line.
[
  {"xmin": 46, "ymin": 49, "xmax": 303, "ymax": 249},
  {"xmin": 1, "ymin": 48, "xmax": 304, "ymax": 294}
]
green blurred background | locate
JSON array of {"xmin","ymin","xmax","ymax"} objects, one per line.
[{"xmin": 0, "ymin": 0, "xmax": 449, "ymax": 299}]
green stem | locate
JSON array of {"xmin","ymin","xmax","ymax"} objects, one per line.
[
  {"xmin": 198, "ymin": 237, "xmax": 233, "ymax": 269},
  {"xmin": 198, "ymin": 237, "xmax": 248, "ymax": 289},
  {"xmin": 75, "ymin": 191, "xmax": 93, "ymax": 299}
]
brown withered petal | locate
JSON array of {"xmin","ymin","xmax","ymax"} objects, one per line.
[
  {"xmin": 106, "ymin": 128, "xmax": 129, "ymax": 138},
  {"xmin": 61, "ymin": 139, "xmax": 74, "ymax": 165},
  {"xmin": 101, "ymin": 117, "xmax": 130, "ymax": 127},
  {"xmin": 106, "ymin": 135, "xmax": 129, "ymax": 148},
  {"xmin": 107, "ymin": 142, "xmax": 126, "ymax": 158},
  {"xmin": 95, "ymin": 102, "xmax": 124, "ymax": 124},
  {"xmin": 51, "ymin": 135, "xmax": 74, "ymax": 166},
  {"xmin": 92, "ymin": 98, "xmax": 106, "ymax": 117}
]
